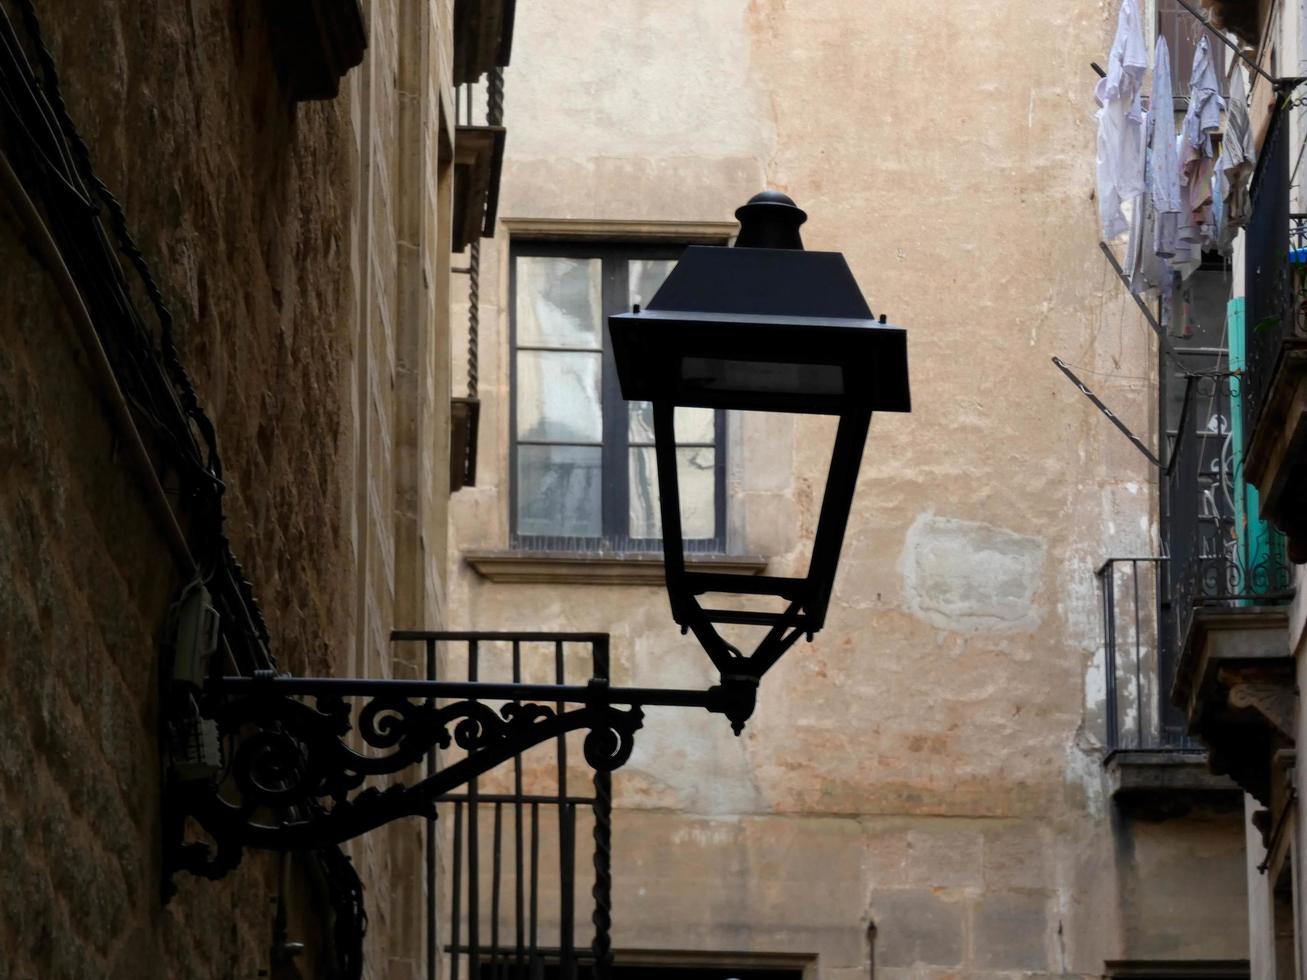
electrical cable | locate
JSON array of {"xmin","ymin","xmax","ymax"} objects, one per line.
[{"xmin": 0, "ymin": 0, "xmax": 273, "ymax": 671}]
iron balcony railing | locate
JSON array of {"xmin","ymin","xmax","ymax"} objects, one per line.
[
  {"xmin": 1101, "ymin": 370, "xmax": 1293, "ymax": 751},
  {"xmin": 1165, "ymin": 372, "xmax": 1293, "ymax": 647},
  {"xmin": 1097, "ymin": 557, "xmax": 1191, "ymax": 750},
  {"xmin": 388, "ymin": 631, "xmax": 617, "ymax": 980},
  {"xmin": 1242, "ymin": 101, "xmax": 1307, "ymax": 450}
]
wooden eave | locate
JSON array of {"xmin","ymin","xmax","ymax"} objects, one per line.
[
  {"xmin": 267, "ymin": 0, "xmax": 368, "ymax": 101},
  {"xmin": 453, "ymin": 0, "xmax": 516, "ymax": 85},
  {"xmin": 451, "ymin": 125, "xmax": 506, "ymax": 253}
]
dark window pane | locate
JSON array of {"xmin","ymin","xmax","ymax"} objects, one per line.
[
  {"xmin": 628, "ymin": 403, "xmax": 714, "ymax": 445},
  {"xmin": 628, "ymin": 446, "xmax": 716, "ymax": 540},
  {"xmin": 517, "ymin": 445, "xmax": 602, "ymax": 538},
  {"xmin": 517, "ymin": 350, "xmax": 603, "ymax": 443},
  {"xmin": 516, "ymin": 256, "xmax": 602, "ymax": 349},
  {"xmin": 628, "ymin": 445, "xmax": 659, "ymax": 538},
  {"xmin": 676, "ymin": 406, "xmax": 715, "ymax": 443},
  {"xmin": 628, "ymin": 257, "xmax": 677, "ymax": 309}
]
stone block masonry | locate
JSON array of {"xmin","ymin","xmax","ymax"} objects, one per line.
[{"xmin": 0, "ymin": 0, "xmax": 455, "ymax": 976}]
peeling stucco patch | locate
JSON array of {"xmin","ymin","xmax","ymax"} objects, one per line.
[{"xmin": 899, "ymin": 514, "xmax": 1046, "ymax": 632}]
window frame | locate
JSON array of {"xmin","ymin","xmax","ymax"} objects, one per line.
[
  {"xmin": 508, "ymin": 239, "xmax": 728, "ymax": 554},
  {"xmin": 1155, "ymin": 0, "xmax": 1227, "ymax": 97}
]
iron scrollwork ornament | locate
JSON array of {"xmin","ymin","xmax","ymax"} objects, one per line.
[{"xmin": 166, "ymin": 683, "xmax": 643, "ymax": 883}]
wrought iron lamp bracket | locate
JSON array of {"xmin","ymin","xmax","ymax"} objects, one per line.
[{"xmin": 162, "ymin": 664, "xmax": 751, "ymax": 891}]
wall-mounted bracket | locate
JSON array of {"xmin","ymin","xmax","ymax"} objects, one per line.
[{"xmin": 162, "ymin": 652, "xmax": 755, "ymax": 891}]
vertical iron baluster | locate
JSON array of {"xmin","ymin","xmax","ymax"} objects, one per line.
[
  {"xmin": 469, "ymin": 641, "xmax": 481, "ymax": 980},
  {"xmin": 1103, "ymin": 563, "xmax": 1119, "ymax": 749},
  {"xmin": 560, "ymin": 802, "xmax": 576, "ymax": 980},
  {"xmin": 591, "ymin": 770, "xmax": 613, "ymax": 980},
  {"xmin": 554, "ymin": 640, "xmax": 572, "ymax": 979},
  {"xmin": 427, "ymin": 638, "xmax": 438, "ymax": 980},
  {"xmin": 529, "ymin": 802, "xmax": 540, "ymax": 966},
  {"xmin": 452, "ymin": 801, "xmax": 464, "ymax": 980},
  {"xmin": 1132, "ymin": 560, "xmax": 1144, "ymax": 749},
  {"xmin": 513, "ymin": 641, "xmax": 526, "ymax": 979},
  {"xmin": 591, "ymin": 635, "xmax": 614, "ymax": 979},
  {"xmin": 492, "ymin": 802, "xmax": 503, "ymax": 979}
]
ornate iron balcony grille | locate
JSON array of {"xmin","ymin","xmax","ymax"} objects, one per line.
[
  {"xmin": 1242, "ymin": 106, "xmax": 1307, "ymax": 449},
  {"xmin": 1166, "ymin": 374, "xmax": 1293, "ymax": 647}
]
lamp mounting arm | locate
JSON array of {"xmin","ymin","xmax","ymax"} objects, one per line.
[{"xmin": 163, "ymin": 668, "xmax": 754, "ymax": 889}]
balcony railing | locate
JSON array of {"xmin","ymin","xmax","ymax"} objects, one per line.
[
  {"xmin": 388, "ymin": 631, "xmax": 617, "ymax": 980},
  {"xmin": 1242, "ymin": 104, "xmax": 1307, "ymax": 449},
  {"xmin": 1098, "ymin": 557, "xmax": 1190, "ymax": 750},
  {"xmin": 1165, "ymin": 370, "xmax": 1293, "ymax": 644}
]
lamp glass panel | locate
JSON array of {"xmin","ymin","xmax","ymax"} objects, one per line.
[
  {"xmin": 517, "ymin": 350, "xmax": 602, "ymax": 443},
  {"xmin": 628, "ymin": 446, "xmax": 716, "ymax": 540},
  {"xmin": 516, "ymin": 256, "xmax": 602, "ymax": 349},
  {"xmin": 517, "ymin": 445, "xmax": 602, "ymax": 538},
  {"xmin": 680, "ymin": 357, "xmax": 844, "ymax": 397}
]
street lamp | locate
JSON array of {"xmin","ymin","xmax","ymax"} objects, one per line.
[
  {"xmin": 609, "ymin": 191, "xmax": 911, "ymax": 732},
  {"xmin": 164, "ymin": 192, "xmax": 908, "ymax": 898}
]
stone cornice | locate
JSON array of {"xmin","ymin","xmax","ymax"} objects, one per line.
[{"xmin": 1173, "ymin": 605, "xmax": 1295, "ymax": 805}]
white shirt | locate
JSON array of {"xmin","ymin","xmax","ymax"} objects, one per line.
[
  {"xmin": 1149, "ymin": 37, "xmax": 1183, "ymax": 260},
  {"xmin": 1096, "ymin": 0, "xmax": 1148, "ymax": 240},
  {"xmin": 1176, "ymin": 35, "xmax": 1225, "ymax": 270},
  {"xmin": 1216, "ymin": 67, "xmax": 1255, "ymax": 251}
]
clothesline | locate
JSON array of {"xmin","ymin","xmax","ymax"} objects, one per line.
[
  {"xmin": 1093, "ymin": 1, "xmax": 1306, "ymax": 93},
  {"xmin": 1171, "ymin": 0, "xmax": 1279, "ymax": 86}
]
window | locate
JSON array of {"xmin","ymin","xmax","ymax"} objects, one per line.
[
  {"xmin": 1156, "ymin": 0, "xmax": 1226, "ymax": 96},
  {"xmin": 510, "ymin": 242, "xmax": 726, "ymax": 552},
  {"xmin": 479, "ymin": 965, "xmax": 802, "ymax": 979}
]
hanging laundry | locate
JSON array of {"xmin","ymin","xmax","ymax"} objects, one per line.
[
  {"xmin": 1096, "ymin": 0, "xmax": 1148, "ymax": 240},
  {"xmin": 1215, "ymin": 67, "xmax": 1254, "ymax": 252},
  {"xmin": 1129, "ymin": 35, "xmax": 1183, "ymax": 297},
  {"xmin": 1174, "ymin": 35, "xmax": 1225, "ymax": 276}
]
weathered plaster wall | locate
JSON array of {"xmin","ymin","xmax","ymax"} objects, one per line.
[
  {"xmin": 446, "ymin": 0, "xmax": 1245, "ymax": 976},
  {"xmin": 0, "ymin": 1, "xmax": 454, "ymax": 976}
]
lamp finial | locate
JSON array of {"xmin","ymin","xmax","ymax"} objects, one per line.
[{"xmin": 734, "ymin": 190, "xmax": 807, "ymax": 250}]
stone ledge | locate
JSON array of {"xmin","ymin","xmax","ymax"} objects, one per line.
[
  {"xmin": 1105, "ymin": 959, "xmax": 1250, "ymax": 979},
  {"xmin": 1173, "ymin": 605, "xmax": 1295, "ymax": 805},
  {"xmin": 1104, "ymin": 749, "xmax": 1241, "ymax": 805},
  {"xmin": 463, "ymin": 549, "xmax": 768, "ymax": 585}
]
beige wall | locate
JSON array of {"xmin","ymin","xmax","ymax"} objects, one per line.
[{"xmin": 447, "ymin": 1, "xmax": 1246, "ymax": 976}]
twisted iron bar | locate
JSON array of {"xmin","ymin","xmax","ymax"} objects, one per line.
[
  {"xmin": 468, "ymin": 236, "xmax": 479, "ymax": 399},
  {"xmin": 590, "ymin": 769, "xmax": 613, "ymax": 980},
  {"xmin": 488, "ymin": 65, "xmax": 504, "ymax": 127}
]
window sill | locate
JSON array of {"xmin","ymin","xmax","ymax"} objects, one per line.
[{"xmin": 463, "ymin": 549, "xmax": 768, "ymax": 585}]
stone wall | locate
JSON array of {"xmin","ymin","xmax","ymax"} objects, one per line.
[{"xmin": 0, "ymin": 0, "xmax": 454, "ymax": 976}]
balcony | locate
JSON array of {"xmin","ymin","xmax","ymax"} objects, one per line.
[
  {"xmin": 1099, "ymin": 339, "xmax": 1294, "ymax": 804},
  {"xmin": 1097, "ymin": 558, "xmax": 1239, "ymax": 807},
  {"xmin": 388, "ymin": 631, "xmax": 617, "ymax": 980},
  {"xmin": 1162, "ymin": 331, "xmax": 1296, "ymax": 805},
  {"xmin": 1241, "ymin": 107, "xmax": 1307, "ymax": 562}
]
